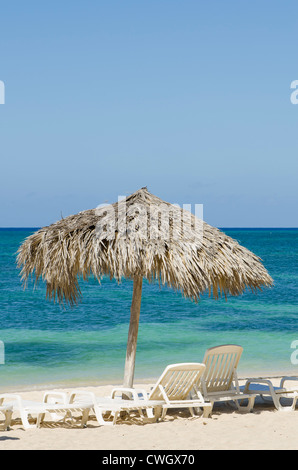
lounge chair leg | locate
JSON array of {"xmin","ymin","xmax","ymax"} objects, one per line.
[
  {"xmin": 80, "ymin": 409, "xmax": 89, "ymax": 428},
  {"xmin": 202, "ymin": 404, "xmax": 213, "ymax": 418},
  {"xmin": 275, "ymin": 393, "xmax": 298, "ymax": 411},
  {"xmin": 93, "ymin": 406, "xmax": 114, "ymax": 426},
  {"xmin": 3, "ymin": 410, "xmax": 12, "ymax": 431},
  {"xmin": 112, "ymin": 411, "xmax": 120, "ymax": 425},
  {"xmin": 190, "ymin": 404, "xmax": 213, "ymax": 418},
  {"xmin": 140, "ymin": 406, "xmax": 162, "ymax": 422},
  {"xmin": 36, "ymin": 413, "xmax": 45, "ymax": 428},
  {"xmin": 189, "ymin": 406, "xmax": 203, "ymax": 417},
  {"xmin": 141, "ymin": 406, "xmax": 165, "ymax": 421},
  {"xmin": 234, "ymin": 396, "xmax": 255, "ymax": 412},
  {"xmin": 137, "ymin": 408, "xmax": 147, "ymax": 419},
  {"xmin": 160, "ymin": 407, "xmax": 167, "ymax": 421},
  {"xmin": 156, "ymin": 406, "xmax": 163, "ymax": 421},
  {"xmin": 20, "ymin": 411, "xmax": 36, "ymax": 429}
]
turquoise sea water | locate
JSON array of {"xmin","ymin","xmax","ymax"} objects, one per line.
[{"xmin": 0, "ymin": 228, "xmax": 297, "ymax": 391}]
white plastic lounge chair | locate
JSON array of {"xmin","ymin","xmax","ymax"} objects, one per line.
[
  {"xmin": 198, "ymin": 344, "xmax": 256, "ymax": 412},
  {"xmin": 243, "ymin": 376, "xmax": 298, "ymax": 411},
  {"xmin": 75, "ymin": 363, "xmax": 212, "ymax": 424},
  {"xmin": 68, "ymin": 392, "xmax": 165, "ymax": 426},
  {"xmin": 70, "ymin": 390, "xmax": 163, "ymax": 426},
  {"xmin": 0, "ymin": 404, "xmax": 13, "ymax": 430},
  {"xmin": 143, "ymin": 362, "xmax": 212, "ymax": 419},
  {"xmin": 0, "ymin": 392, "xmax": 92, "ymax": 429}
]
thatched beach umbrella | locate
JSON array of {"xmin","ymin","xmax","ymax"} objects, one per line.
[{"xmin": 17, "ymin": 187, "xmax": 273, "ymax": 387}]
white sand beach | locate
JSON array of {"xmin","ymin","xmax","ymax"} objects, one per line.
[{"xmin": 1, "ymin": 378, "xmax": 298, "ymax": 451}]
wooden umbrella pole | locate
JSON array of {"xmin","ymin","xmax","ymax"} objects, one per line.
[{"xmin": 123, "ymin": 275, "xmax": 143, "ymax": 388}]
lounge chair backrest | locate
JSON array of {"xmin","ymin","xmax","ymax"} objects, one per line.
[
  {"xmin": 148, "ymin": 363, "xmax": 206, "ymax": 402},
  {"xmin": 202, "ymin": 344, "xmax": 243, "ymax": 393}
]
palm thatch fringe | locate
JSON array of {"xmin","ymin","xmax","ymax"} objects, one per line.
[{"xmin": 17, "ymin": 187, "xmax": 273, "ymax": 306}]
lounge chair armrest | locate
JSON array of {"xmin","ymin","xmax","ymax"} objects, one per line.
[
  {"xmin": 280, "ymin": 376, "xmax": 298, "ymax": 389},
  {"xmin": 110, "ymin": 387, "xmax": 148, "ymax": 400},
  {"xmin": 43, "ymin": 392, "xmax": 69, "ymax": 404},
  {"xmin": 68, "ymin": 390, "xmax": 97, "ymax": 404},
  {"xmin": 0, "ymin": 393, "xmax": 22, "ymax": 402},
  {"xmin": 243, "ymin": 378, "xmax": 276, "ymax": 394},
  {"xmin": 245, "ymin": 377, "xmax": 273, "ymax": 384},
  {"xmin": 0, "ymin": 393, "xmax": 23, "ymax": 408}
]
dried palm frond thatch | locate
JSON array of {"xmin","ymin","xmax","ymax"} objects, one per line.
[{"xmin": 17, "ymin": 187, "xmax": 273, "ymax": 387}]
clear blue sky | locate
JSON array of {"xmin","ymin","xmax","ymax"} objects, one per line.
[{"xmin": 0, "ymin": 0, "xmax": 297, "ymax": 227}]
